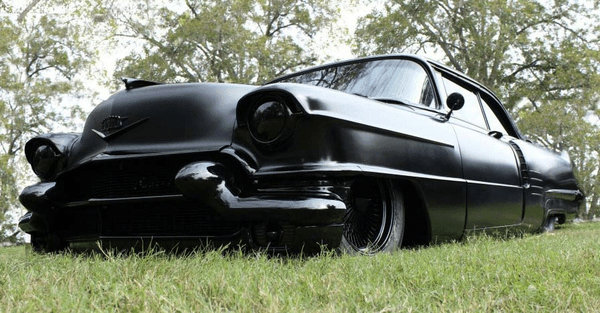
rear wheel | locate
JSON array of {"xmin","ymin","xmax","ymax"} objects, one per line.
[
  {"xmin": 542, "ymin": 216, "xmax": 559, "ymax": 233},
  {"xmin": 340, "ymin": 178, "xmax": 404, "ymax": 254}
]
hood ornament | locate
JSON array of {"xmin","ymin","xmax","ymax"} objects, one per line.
[{"xmin": 92, "ymin": 116, "xmax": 149, "ymax": 141}]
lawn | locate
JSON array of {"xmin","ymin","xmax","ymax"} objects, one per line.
[{"xmin": 1, "ymin": 222, "xmax": 599, "ymax": 312}]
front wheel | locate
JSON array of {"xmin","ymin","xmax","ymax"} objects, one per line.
[
  {"xmin": 340, "ymin": 178, "xmax": 404, "ymax": 254},
  {"xmin": 30, "ymin": 233, "xmax": 67, "ymax": 253}
]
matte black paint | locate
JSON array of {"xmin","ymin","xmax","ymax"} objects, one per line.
[{"xmin": 18, "ymin": 54, "xmax": 583, "ymax": 252}]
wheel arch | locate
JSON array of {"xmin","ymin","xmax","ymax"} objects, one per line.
[{"xmin": 392, "ymin": 179, "xmax": 432, "ymax": 247}]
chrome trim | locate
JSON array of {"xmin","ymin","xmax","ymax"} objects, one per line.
[
  {"xmin": 62, "ymin": 195, "xmax": 186, "ymax": 207},
  {"xmin": 545, "ymin": 189, "xmax": 584, "ymax": 202}
]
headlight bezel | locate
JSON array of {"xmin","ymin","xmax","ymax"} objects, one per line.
[
  {"xmin": 247, "ymin": 95, "xmax": 293, "ymax": 145},
  {"xmin": 31, "ymin": 144, "xmax": 60, "ymax": 180},
  {"xmin": 24, "ymin": 134, "xmax": 80, "ymax": 181}
]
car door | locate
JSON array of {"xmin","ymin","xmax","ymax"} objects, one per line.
[{"xmin": 438, "ymin": 73, "xmax": 524, "ymax": 229}]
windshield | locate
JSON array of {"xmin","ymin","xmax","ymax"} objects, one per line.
[{"xmin": 276, "ymin": 59, "xmax": 437, "ymax": 108}]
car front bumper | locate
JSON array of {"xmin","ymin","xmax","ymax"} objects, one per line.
[{"xmin": 19, "ymin": 160, "xmax": 347, "ymax": 252}]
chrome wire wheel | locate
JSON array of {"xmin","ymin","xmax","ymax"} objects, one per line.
[{"xmin": 341, "ymin": 178, "xmax": 404, "ymax": 254}]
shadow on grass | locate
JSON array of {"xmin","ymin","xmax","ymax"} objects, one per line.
[
  {"xmin": 25, "ymin": 238, "xmax": 344, "ymax": 262},
  {"xmin": 23, "ymin": 222, "xmax": 582, "ymax": 260}
]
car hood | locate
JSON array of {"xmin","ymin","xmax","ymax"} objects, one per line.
[{"xmin": 67, "ymin": 82, "xmax": 256, "ymax": 168}]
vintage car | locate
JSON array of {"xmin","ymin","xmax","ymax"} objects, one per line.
[{"xmin": 18, "ymin": 54, "xmax": 583, "ymax": 253}]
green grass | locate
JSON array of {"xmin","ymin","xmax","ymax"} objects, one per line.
[{"xmin": 1, "ymin": 223, "xmax": 599, "ymax": 312}]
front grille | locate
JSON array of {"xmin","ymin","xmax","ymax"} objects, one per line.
[
  {"xmin": 56, "ymin": 202, "xmax": 242, "ymax": 238},
  {"xmin": 57, "ymin": 156, "xmax": 202, "ymax": 200},
  {"xmin": 101, "ymin": 203, "xmax": 241, "ymax": 236}
]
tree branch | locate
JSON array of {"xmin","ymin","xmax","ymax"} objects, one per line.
[{"xmin": 17, "ymin": 0, "xmax": 42, "ymax": 23}]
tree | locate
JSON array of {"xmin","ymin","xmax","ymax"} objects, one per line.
[
  {"xmin": 0, "ymin": 0, "xmax": 102, "ymax": 237},
  {"xmin": 354, "ymin": 0, "xmax": 600, "ymax": 217},
  {"xmin": 108, "ymin": 0, "xmax": 339, "ymax": 84}
]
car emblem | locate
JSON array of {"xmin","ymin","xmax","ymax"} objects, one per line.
[
  {"xmin": 101, "ymin": 116, "xmax": 127, "ymax": 131},
  {"xmin": 92, "ymin": 116, "xmax": 150, "ymax": 141}
]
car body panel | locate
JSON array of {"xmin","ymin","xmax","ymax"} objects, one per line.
[
  {"xmin": 68, "ymin": 83, "xmax": 256, "ymax": 171},
  {"xmin": 450, "ymin": 122, "xmax": 523, "ymax": 229}
]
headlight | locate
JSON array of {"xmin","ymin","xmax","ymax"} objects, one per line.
[
  {"xmin": 248, "ymin": 97, "xmax": 290, "ymax": 143},
  {"xmin": 32, "ymin": 145, "xmax": 58, "ymax": 179}
]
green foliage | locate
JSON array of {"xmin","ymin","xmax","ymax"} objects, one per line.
[
  {"xmin": 0, "ymin": 155, "xmax": 17, "ymax": 222},
  {"xmin": 0, "ymin": 1, "xmax": 101, "ymax": 232},
  {"xmin": 110, "ymin": 0, "xmax": 339, "ymax": 84},
  {"xmin": 355, "ymin": 0, "xmax": 600, "ymax": 110},
  {"xmin": 355, "ymin": 0, "xmax": 600, "ymax": 216},
  {"xmin": 1, "ymin": 222, "xmax": 599, "ymax": 311}
]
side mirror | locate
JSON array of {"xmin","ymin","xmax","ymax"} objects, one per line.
[{"xmin": 445, "ymin": 92, "xmax": 464, "ymax": 120}]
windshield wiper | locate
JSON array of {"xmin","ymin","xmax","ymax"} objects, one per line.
[
  {"xmin": 369, "ymin": 97, "xmax": 413, "ymax": 108},
  {"xmin": 351, "ymin": 94, "xmax": 415, "ymax": 110}
]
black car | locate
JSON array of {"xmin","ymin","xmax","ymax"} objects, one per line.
[{"xmin": 18, "ymin": 54, "xmax": 583, "ymax": 253}]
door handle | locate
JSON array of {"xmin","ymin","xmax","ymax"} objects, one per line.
[{"xmin": 488, "ymin": 130, "xmax": 503, "ymax": 139}]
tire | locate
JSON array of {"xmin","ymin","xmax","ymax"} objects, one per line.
[
  {"xmin": 31, "ymin": 233, "xmax": 67, "ymax": 253},
  {"xmin": 542, "ymin": 216, "xmax": 559, "ymax": 233},
  {"xmin": 340, "ymin": 178, "xmax": 405, "ymax": 254}
]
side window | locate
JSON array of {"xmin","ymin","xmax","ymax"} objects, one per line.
[
  {"xmin": 480, "ymin": 96, "xmax": 509, "ymax": 134},
  {"xmin": 441, "ymin": 76, "xmax": 486, "ymax": 129},
  {"xmin": 419, "ymin": 75, "xmax": 436, "ymax": 107}
]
